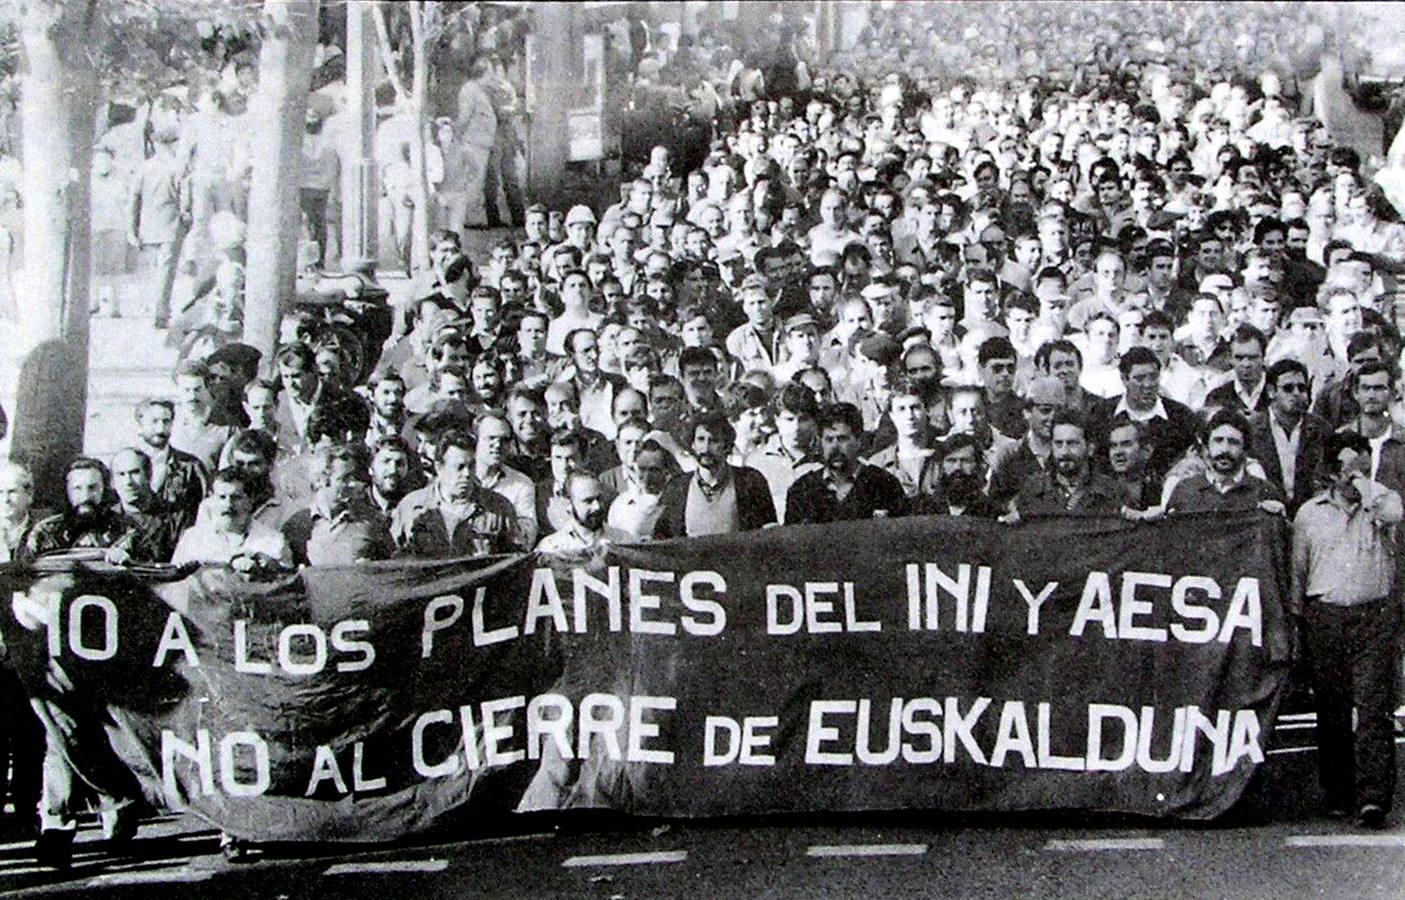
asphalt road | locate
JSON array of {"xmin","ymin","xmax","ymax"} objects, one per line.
[{"xmin": 0, "ymin": 716, "xmax": 1403, "ymax": 900}]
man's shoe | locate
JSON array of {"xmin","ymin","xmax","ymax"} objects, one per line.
[
  {"xmin": 1356, "ymin": 803, "xmax": 1387, "ymax": 830},
  {"xmin": 33, "ymin": 829, "xmax": 74, "ymax": 869},
  {"xmin": 221, "ymin": 834, "xmax": 255, "ymax": 864},
  {"xmin": 100, "ymin": 806, "xmax": 139, "ymax": 847}
]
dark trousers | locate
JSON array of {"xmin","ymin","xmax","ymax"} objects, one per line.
[
  {"xmin": 0, "ymin": 663, "xmax": 42, "ymax": 825},
  {"xmin": 1304, "ymin": 597, "xmax": 1399, "ymax": 811}
]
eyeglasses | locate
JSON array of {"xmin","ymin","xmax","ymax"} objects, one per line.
[{"xmin": 1275, "ymin": 383, "xmax": 1310, "ymax": 393}]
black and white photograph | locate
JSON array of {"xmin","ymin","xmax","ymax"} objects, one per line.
[{"xmin": 0, "ymin": 0, "xmax": 1402, "ymax": 896}]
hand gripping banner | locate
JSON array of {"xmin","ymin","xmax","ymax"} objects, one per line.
[{"xmin": 0, "ymin": 512, "xmax": 1291, "ymax": 841}]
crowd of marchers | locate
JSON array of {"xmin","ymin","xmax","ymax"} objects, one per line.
[{"xmin": 3, "ymin": 0, "xmax": 1405, "ymax": 871}]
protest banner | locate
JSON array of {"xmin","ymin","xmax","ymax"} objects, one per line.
[{"xmin": 0, "ymin": 511, "xmax": 1291, "ymax": 842}]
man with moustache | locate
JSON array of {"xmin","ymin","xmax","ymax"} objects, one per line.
[
  {"xmin": 1166, "ymin": 410, "xmax": 1287, "ymax": 514},
  {"xmin": 656, "ymin": 413, "xmax": 776, "ymax": 538},
  {"xmin": 24, "ymin": 459, "xmax": 153, "ymax": 562},
  {"xmin": 368, "ymin": 437, "xmax": 418, "ymax": 516},
  {"xmin": 20, "ymin": 458, "xmax": 153, "ymax": 868},
  {"xmin": 536, "ymin": 471, "xmax": 630, "ymax": 553},
  {"xmin": 785, "ymin": 402, "xmax": 908, "ymax": 524},
  {"xmin": 1011, "ymin": 410, "xmax": 1125, "ymax": 517},
  {"xmin": 132, "ymin": 398, "xmax": 209, "ymax": 524},
  {"xmin": 918, "ymin": 432, "xmax": 1001, "ymax": 517}
]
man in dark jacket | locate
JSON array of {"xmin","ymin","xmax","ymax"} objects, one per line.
[
  {"xmin": 656, "ymin": 412, "xmax": 776, "ymax": 537},
  {"xmin": 1249, "ymin": 358, "xmax": 1329, "ymax": 514},
  {"xmin": 785, "ymin": 402, "xmax": 907, "ymax": 524}
]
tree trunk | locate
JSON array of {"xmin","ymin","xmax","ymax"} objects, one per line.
[
  {"xmin": 407, "ymin": 3, "xmax": 431, "ymax": 272},
  {"xmin": 244, "ymin": 0, "xmax": 320, "ymax": 359},
  {"xmin": 12, "ymin": 0, "xmax": 98, "ymax": 507}
]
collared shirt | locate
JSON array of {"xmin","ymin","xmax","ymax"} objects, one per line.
[
  {"xmin": 1268, "ymin": 409, "xmax": 1302, "ymax": 498},
  {"xmin": 536, "ymin": 521, "xmax": 631, "ymax": 554},
  {"xmin": 866, "ymin": 443, "xmax": 936, "ymax": 499},
  {"xmin": 743, "ymin": 440, "xmax": 822, "ymax": 522},
  {"xmin": 171, "ymin": 518, "xmax": 292, "ymax": 566},
  {"xmin": 392, "ymin": 484, "xmax": 521, "ymax": 558},
  {"xmin": 1016, "ymin": 468, "xmax": 1126, "ymax": 516},
  {"xmin": 478, "ymin": 465, "xmax": 539, "ymax": 547},
  {"xmin": 725, "ymin": 323, "xmax": 780, "ymax": 374},
  {"xmin": 0, "ymin": 513, "xmax": 33, "ymax": 563},
  {"xmin": 607, "ymin": 489, "xmax": 663, "ymax": 540},
  {"xmin": 1236, "ymin": 377, "xmax": 1265, "ymax": 413},
  {"xmin": 1293, "ymin": 483, "xmax": 1403, "ymax": 612},
  {"xmin": 283, "ymin": 497, "xmax": 393, "ymax": 566},
  {"xmin": 1114, "ymin": 395, "xmax": 1169, "ymax": 424}
]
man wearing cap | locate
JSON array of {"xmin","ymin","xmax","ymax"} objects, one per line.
[
  {"xmin": 561, "ymin": 205, "xmax": 598, "ymax": 256},
  {"xmin": 988, "ymin": 376, "xmax": 1065, "ymax": 507},
  {"xmin": 843, "ymin": 332, "xmax": 901, "ymax": 432},
  {"xmin": 726, "ymin": 274, "xmax": 781, "ymax": 376},
  {"xmin": 772, "ymin": 313, "xmax": 822, "ymax": 384},
  {"xmin": 861, "ymin": 278, "xmax": 905, "ymax": 333}
]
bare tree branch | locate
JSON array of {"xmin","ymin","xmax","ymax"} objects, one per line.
[{"xmin": 371, "ymin": 1, "xmax": 408, "ymax": 102}]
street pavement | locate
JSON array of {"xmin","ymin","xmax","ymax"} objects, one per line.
[{"xmin": 0, "ymin": 715, "xmax": 1403, "ymax": 899}]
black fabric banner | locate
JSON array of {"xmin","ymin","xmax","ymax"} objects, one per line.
[{"xmin": 0, "ymin": 512, "xmax": 1291, "ymax": 841}]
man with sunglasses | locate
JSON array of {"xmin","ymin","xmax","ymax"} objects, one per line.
[{"xmin": 1249, "ymin": 359, "xmax": 1330, "ymax": 515}]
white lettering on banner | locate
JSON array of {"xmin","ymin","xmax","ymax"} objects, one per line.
[
  {"xmin": 764, "ymin": 581, "xmax": 881, "ymax": 634},
  {"xmin": 161, "ymin": 729, "xmax": 214, "ymax": 798},
  {"xmin": 412, "ymin": 710, "xmax": 461, "ymax": 778},
  {"xmin": 67, "ymin": 595, "xmax": 117, "ymax": 661},
  {"xmin": 1067, "ymin": 573, "xmax": 1263, "ymax": 647},
  {"xmin": 233, "ymin": 620, "xmax": 271, "ymax": 674},
  {"xmin": 704, "ymin": 715, "xmax": 779, "ymax": 766},
  {"xmin": 421, "ymin": 595, "xmax": 463, "ymax": 659},
  {"xmin": 218, "ymin": 731, "xmax": 270, "ymax": 797},
  {"xmin": 331, "ymin": 621, "xmax": 374, "ymax": 672},
  {"xmin": 796, "ymin": 698, "xmax": 1263, "ymax": 774},
  {"xmin": 482, "ymin": 696, "xmax": 527, "ymax": 766},
  {"xmin": 152, "ymin": 611, "xmax": 200, "ymax": 668},
  {"xmin": 1013, "ymin": 579, "xmax": 1058, "ymax": 635},
  {"xmin": 353, "ymin": 741, "xmax": 386, "ymax": 791},
  {"xmin": 306, "ymin": 745, "xmax": 348, "ymax": 796},
  {"xmin": 904, "ymin": 563, "xmax": 992, "ymax": 633},
  {"xmin": 524, "ymin": 568, "xmax": 569, "ymax": 634},
  {"xmin": 627, "ymin": 696, "xmax": 677, "ymax": 764},
  {"xmin": 629, "ymin": 570, "xmax": 677, "ymax": 635},
  {"xmin": 526, "ymin": 694, "xmax": 574, "ymax": 761},
  {"xmin": 472, "ymin": 587, "xmax": 517, "ymax": 646},
  {"xmin": 679, "ymin": 571, "xmax": 727, "ymax": 635},
  {"xmin": 278, "ymin": 623, "xmax": 326, "ymax": 676},
  {"xmin": 573, "ymin": 567, "xmax": 622, "ymax": 632}
]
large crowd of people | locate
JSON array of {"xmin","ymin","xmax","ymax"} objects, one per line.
[{"xmin": 3, "ymin": 0, "xmax": 1405, "ymax": 870}]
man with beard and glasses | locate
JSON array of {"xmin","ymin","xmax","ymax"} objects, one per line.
[
  {"xmin": 1166, "ymin": 411, "xmax": 1286, "ymax": 514},
  {"xmin": 917, "ymin": 432, "xmax": 1001, "ymax": 517},
  {"xmin": 536, "ymin": 471, "xmax": 630, "ymax": 553},
  {"xmin": 656, "ymin": 413, "xmax": 776, "ymax": 538},
  {"xmin": 132, "ymin": 398, "xmax": 208, "ymax": 524},
  {"xmin": 1010, "ymin": 410, "xmax": 1125, "ymax": 518},
  {"xmin": 785, "ymin": 402, "xmax": 908, "ymax": 525},
  {"xmin": 23, "ymin": 458, "xmax": 153, "ymax": 563}
]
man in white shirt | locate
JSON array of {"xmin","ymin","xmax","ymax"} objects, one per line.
[
  {"xmin": 171, "ymin": 469, "xmax": 292, "ymax": 569},
  {"xmin": 474, "ymin": 412, "xmax": 539, "ymax": 547},
  {"xmin": 607, "ymin": 439, "xmax": 670, "ymax": 540},
  {"xmin": 537, "ymin": 471, "xmax": 629, "ymax": 553}
]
